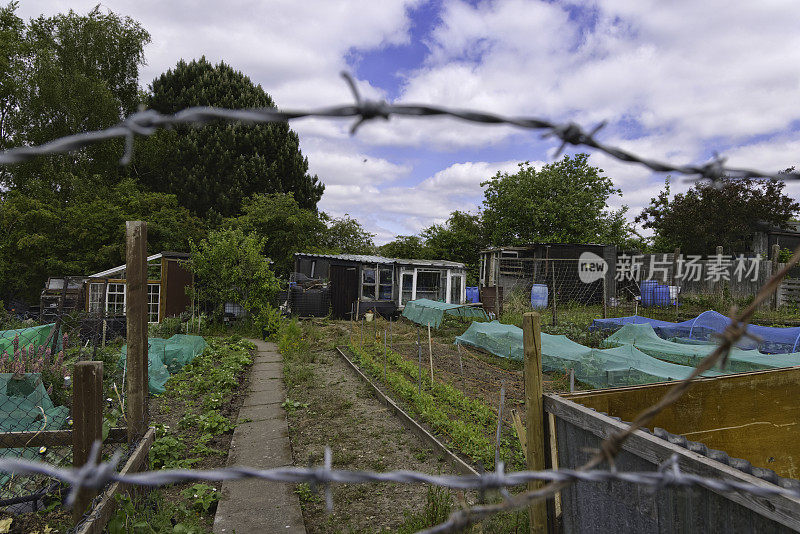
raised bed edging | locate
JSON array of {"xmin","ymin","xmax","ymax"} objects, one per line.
[{"xmin": 335, "ymin": 346, "xmax": 478, "ymax": 476}]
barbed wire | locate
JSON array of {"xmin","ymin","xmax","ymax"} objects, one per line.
[
  {"xmin": 0, "ymin": 72, "xmax": 796, "ymax": 183},
  {"xmin": 0, "ymin": 444, "xmax": 797, "ymax": 518}
]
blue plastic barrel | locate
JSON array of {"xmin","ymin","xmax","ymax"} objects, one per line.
[
  {"xmin": 466, "ymin": 286, "xmax": 479, "ymax": 304},
  {"xmin": 531, "ymin": 284, "xmax": 549, "ymax": 309},
  {"xmin": 653, "ymin": 284, "xmax": 670, "ymax": 306},
  {"xmin": 640, "ymin": 280, "xmax": 657, "ymax": 307}
]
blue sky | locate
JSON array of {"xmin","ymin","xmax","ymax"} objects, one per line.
[{"xmin": 18, "ymin": 0, "xmax": 800, "ymax": 243}]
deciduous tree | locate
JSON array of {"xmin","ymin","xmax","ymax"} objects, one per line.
[
  {"xmin": 481, "ymin": 154, "xmax": 638, "ymax": 247},
  {"xmin": 636, "ymin": 175, "xmax": 800, "ymax": 254}
]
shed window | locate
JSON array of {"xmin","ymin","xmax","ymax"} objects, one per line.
[
  {"xmin": 106, "ymin": 283, "xmax": 126, "ymax": 315},
  {"xmin": 148, "ymin": 284, "xmax": 160, "ymax": 323},
  {"xmin": 416, "ymin": 271, "xmax": 443, "ymax": 301},
  {"xmin": 89, "ymin": 283, "xmax": 104, "ymax": 313},
  {"xmin": 450, "ymin": 274, "xmax": 463, "ymax": 304},
  {"xmin": 379, "ymin": 267, "xmax": 393, "ymax": 300}
]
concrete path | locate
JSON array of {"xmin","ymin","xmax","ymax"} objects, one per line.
[{"xmin": 213, "ymin": 339, "xmax": 306, "ymax": 534}]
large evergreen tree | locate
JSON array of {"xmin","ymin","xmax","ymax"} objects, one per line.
[{"xmin": 133, "ymin": 58, "xmax": 324, "ymax": 217}]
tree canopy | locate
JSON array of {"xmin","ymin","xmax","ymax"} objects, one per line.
[
  {"xmin": 0, "ymin": 2, "xmax": 150, "ymax": 197},
  {"xmin": 133, "ymin": 58, "xmax": 324, "ymax": 217},
  {"xmin": 636, "ymin": 175, "xmax": 800, "ymax": 254},
  {"xmin": 481, "ymin": 154, "xmax": 638, "ymax": 247},
  {"xmin": 0, "ymin": 180, "xmax": 204, "ymax": 302}
]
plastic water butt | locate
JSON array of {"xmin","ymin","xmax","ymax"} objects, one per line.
[
  {"xmin": 466, "ymin": 287, "xmax": 480, "ymax": 304},
  {"xmin": 531, "ymin": 284, "xmax": 548, "ymax": 309},
  {"xmin": 653, "ymin": 284, "xmax": 670, "ymax": 306},
  {"xmin": 640, "ymin": 280, "xmax": 658, "ymax": 307}
]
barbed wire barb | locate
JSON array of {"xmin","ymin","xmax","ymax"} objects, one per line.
[{"xmin": 1, "ymin": 73, "xmax": 799, "ymax": 184}]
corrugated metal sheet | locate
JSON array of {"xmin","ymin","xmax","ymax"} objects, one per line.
[{"xmin": 293, "ymin": 252, "xmax": 465, "ymax": 269}]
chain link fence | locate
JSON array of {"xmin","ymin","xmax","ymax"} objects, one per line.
[{"xmin": 0, "ymin": 301, "xmax": 127, "ymax": 512}]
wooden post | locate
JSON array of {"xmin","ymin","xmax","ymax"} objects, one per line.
[
  {"xmin": 126, "ymin": 221, "xmax": 148, "ymax": 443},
  {"xmin": 494, "ymin": 254, "xmax": 500, "ymax": 319},
  {"xmin": 551, "ymin": 264, "xmax": 557, "ymax": 327},
  {"xmin": 383, "ymin": 329, "xmax": 387, "ymax": 381},
  {"xmin": 417, "ymin": 331, "xmax": 422, "ymax": 393},
  {"xmin": 427, "ymin": 322, "xmax": 434, "ymax": 385},
  {"xmin": 72, "ymin": 361, "xmax": 103, "ymax": 523},
  {"xmin": 601, "ymin": 275, "xmax": 607, "ymax": 319},
  {"xmin": 523, "ymin": 312, "xmax": 547, "ymax": 533},
  {"xmin": 673, "ymin": 247, "xmax": 681, "ymax": 321},
  {"xmin": 457, "ymin": 343, "xmax": 464, "ymax": 386},
  {"xmin": 772, "ymin": 244, "xmax": 781, "ymax": 310}
]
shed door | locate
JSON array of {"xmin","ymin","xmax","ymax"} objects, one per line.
[{"xmin": 330, "ymin": 265, "xmax": 358, "ymax": 319}]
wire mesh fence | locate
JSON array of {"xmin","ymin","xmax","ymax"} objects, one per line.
[{"xmin": 0, "ymin": 304, "xmax": 127, "ymax": 511}]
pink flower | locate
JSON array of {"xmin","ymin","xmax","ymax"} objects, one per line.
[
  {"xmin": 12, "ymin": 335, "xmax": 19, "ymax": 353},
  {"xmin": 62, "ymin": 333, "xmax": 69, "ymax": 349}
]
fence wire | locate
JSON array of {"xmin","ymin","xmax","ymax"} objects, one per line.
[
  {"xmin": 0, "ymin": 293, "xmax": 126, "ymax": 511},
  {"xmin": 3, "ymin": 71, "xmax": 800, "ymax": 532},
  {"xmin": 0, "ymin": 72, "xmax": 798, "ymax": 184}
]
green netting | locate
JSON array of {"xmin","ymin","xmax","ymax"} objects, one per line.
[
  {"xmin": 120, "ymin": 334, "xmax": 207, "ymax": 394},
  {"xmin": 0, "ymin": 324, "xmax": 58, "ymax": 355},
  {"xmin": 0, "ymin": 373, "xmax": 69, "ymax": 432},
  {"xmin": 603, "ymin": 323, "xmax": 800, "ymax": 373},
  {"xmin": 402, "ymin": 298, "xmax": 488, "ymax": 328},
  {"xmin": 0, "ymin": 373, "xmax": 70, "ymax": 488},
  {"xmin": 455, "ymin": 321, "xmax": 721, "ymax": 388}
]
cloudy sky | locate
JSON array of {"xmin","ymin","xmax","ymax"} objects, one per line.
[{"xmin": 17, "ymin": 0, "xmax": 800, "ymax": 243}]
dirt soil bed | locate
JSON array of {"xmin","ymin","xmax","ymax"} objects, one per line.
[{"xmin": 284, "ymin": 346, "xmax": 460, "ymax": 533}]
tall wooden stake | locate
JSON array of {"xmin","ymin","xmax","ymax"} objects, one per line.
[
  {"xmin": 126, "ymin": 221, "xmax": 148, "ymax": 443},
  {"xmin": 72, "ymin": 361, "xmax": 103, "ymax": 523},
  {"xmin": 523, "ymin": 312, "xmax": 547, "ymax": 533},
  {"xmin": 427, "ymin": 322, "xmax": 434, "ymax": 385}
]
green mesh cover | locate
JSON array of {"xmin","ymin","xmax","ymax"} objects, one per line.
[
  {"xmin": 0, "ymin": 373, "xmax": 69, "ymax": 490},
  {"xmin": 402, "ymin": 298, "xmax": 488, "ymax": 328},
  {"xmin": 455, "ymin": 321, "xmax": 721, "ymax": 388},
  {"xmin": 120, "ymin": 334, "xmax": 207, "ymax": 394},
  {"xmin": 0, "ymin": 373, "xmax": 69, "ymax": 432},
  {"xmin": 0, "ymin": 324, "xmax": 58, "ymax": 355},
  {"xmin": 603, "ymin": 323, "xmax": 800, "ymax": 373}
]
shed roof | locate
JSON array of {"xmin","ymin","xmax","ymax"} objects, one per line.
[
  {"xmin": 480, "ymin": 243, "xmax": 612, "ymax": 254},
  {"xmin": 294, "ymin": 252, "xmax": 465, "ymax": 269},
  {"xmin": 88, "ymin": 251, "xmax": 190, "ymax": 278}
]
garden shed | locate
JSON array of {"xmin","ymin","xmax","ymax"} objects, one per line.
[
  {"xmin": 479, "ymin": 243, "xmax": 617, "ymax": 306},
  {"xmin": 83, "ymin": 251, "xmax": 193, "ymax": 323},
  {"xmin": 293, "ymin": 253, "xmax": 467, "ymax": 319}
]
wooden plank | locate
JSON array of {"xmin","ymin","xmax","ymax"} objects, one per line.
[
  {"xmin": 562, "ymin": 366, "xmax": 800, "ymax": 479},
  {"xmin": 72, "ymin": 361, "xmax": 103, "ymax": 523},
  {"xmin": 335, "ymin": 347, "xmax": 478, "ymax": 476},
  {"xmin": 544, "ymin": 394, "xmax": 800, "ymax": 531},
  {"xmin": 126, "ymin": 221, "xmax": 149, "ymax": 442},
  {"xmin": 75, "ymin": 427, "xmax": 155, "ymax": 534},
  {"xmin": 511, "ymin": 408, "xmax": 527, "ymax": 461},
  {"xmin": 0, "ymin": 428, "xmax": 127, "ymax": 448},
  {"xmin": 523, "ymin": 312, "xmax": 547, "ymax": 533}
]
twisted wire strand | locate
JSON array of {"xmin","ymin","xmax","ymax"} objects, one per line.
[
  {"xmin": 0, "ymin": 73, "xmax": 797, "ymax": 183},
  {"xmin": 0, "ymin": 450, "xmax": 797, "ymax": 510}
]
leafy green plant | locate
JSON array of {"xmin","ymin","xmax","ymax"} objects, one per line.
[
  {"xmin": 179, "ymin": 411, "xmax": 235, "ymax": 435},
  {"xmin": 282, "ymin": 398, "xmax": 309, "ymax": 413},
  {"xmin": 181, "ymin": 483, "xmax": 220, "ymax": 514}
]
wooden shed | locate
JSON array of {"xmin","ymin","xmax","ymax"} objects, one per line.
[
  {"xmin": 293, "ymin": 253, "xmax": 467, "ymax": 319},
  {"xmin": 84, "ymin": 252, "xmax": 193, "ymax": 323}
]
